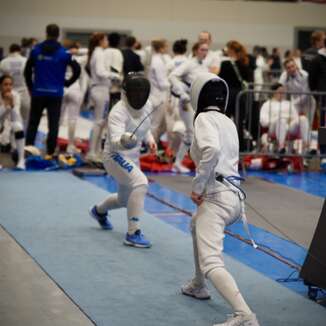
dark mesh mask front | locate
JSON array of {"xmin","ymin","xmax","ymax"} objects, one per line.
[
  {"xmin": 195, "ymin": 80, "xmax": 228, "ymax": 120},
  {"xmin": 125, "ymin": 77, "xmax": 150, "ymax": 110}
]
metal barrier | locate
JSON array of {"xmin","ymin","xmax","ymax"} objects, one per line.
[{"xmin": 235, "ymin": 88, "xmax": 326, "ymax": 162}]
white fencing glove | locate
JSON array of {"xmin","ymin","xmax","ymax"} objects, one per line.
[
  {"xmin": 120, "ymin": 132, "xmax": 138, "ymax": 149},
  {"xmin": 180, "ymin": 93, "xmax": 190, "ymax": 104}
]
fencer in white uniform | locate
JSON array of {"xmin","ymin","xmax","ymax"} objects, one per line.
[
  {"xmin": 0, "ymin": 44, "xmax": 30, "ymax": 129},
  {"xmin": 182, "ymin": 72, "xmax": 259, "ymax": 326},
  {"xmin": 148, "ymin": 39, "xmax": 171, "ymax": 143},
  {"xmin": 87, "ymin": 33, "xmax": 119, "ymax": 162},
  {"xmin": 0, "ymin": 75, "xmax": 25, "ymax": 169},
  {"xmin": 169, "ymin": 42, "xmax": 210, "ymax": 173},
  {"xmin": 165, "ymin": 40, "xmax": 189, "ymax": 154},
  {"xmin": 89, "ymin": 73, "xmax": 157, "ymax": 248},
  {"xmin": 61, "ymin": 45, "xmax": 88, "ymax": 154}
]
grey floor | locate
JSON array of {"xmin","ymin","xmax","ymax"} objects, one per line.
[
  {"xmin": 0, "ymin": 172, "xmax": 325, "ymax": 325},
  {"xmin": 0, "ymin": 225, "xmax": 94, "ymax": 326}
]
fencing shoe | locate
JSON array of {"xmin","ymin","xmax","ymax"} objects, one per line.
[
  {"xmin": 16, "ymin": 160, "xmax": 26, "ymax": 170},
  {"xmin": 124, "ymin": 229, "xmax": 152, "ymax": 248},
  {"xmin": 213, "ymin": 313, "xmax": 259, "ymax": 326},
  {"xmin": 181, "ymin": 280, "xmax": 211, "ymax": 300},
  {"xmin": 172, "ymin": 162, "xmax": 190, "ymax": 173},
  {"xmin": 89, "ymin": 206, "xmax": 113, "ymax": 230}
]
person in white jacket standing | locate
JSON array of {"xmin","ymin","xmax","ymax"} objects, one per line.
[
  {"xmin": 148, "ymin": 38, "xmax": 171, "ymax": 143},
  {"xmin": 86, "ymin": 33, "xmax": 118, "ymax": 162},
  {"xmin": 89, "ymin": 73, "xmax": 157, "ymax": 248},
  {"xmin": 182, "ymin": 72, "xmax": 259, "ymax": 326},
  {"xmin": 61, "ymin": 42, "xmax": 88, "ymax": 154},
  {"xmin": 169, "ymin": 42, "xmax": 210, "ymax": 173}
]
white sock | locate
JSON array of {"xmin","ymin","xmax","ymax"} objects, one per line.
[
  {"xmin": 89, "ymin": 124, "xmax": 102, "ymax": 156},
  {"xmin": 191, "ymin": 227, "xmax": 206, "ymax": 287},
  {"xmin": 16, "ymin": 138, "xmax": 25, "ymax": 168},
  {"xmin": 68, "ymin": 121, "xmax": 77, "ymax": 149},
  {"xmin": 127, "ymin": 185, "xmax": 147, "ymax": 234},
  {"xmin": 175, "ymin": 142, "xmax": 188, "ymax": 165},
  {"xmin": 208, "ymin": 267, "xmax": 252, "ymax": 316}
]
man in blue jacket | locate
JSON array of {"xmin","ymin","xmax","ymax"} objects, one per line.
[{"xmin": 24, "ymin": 24, "xmax": 80, "ymax": 158}]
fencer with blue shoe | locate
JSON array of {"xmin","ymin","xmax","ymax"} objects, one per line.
[
  {"xmin": 89, "ymin": 205, "xmax": 113, "ymax": 230},
  {"xmin": 124, "ymin": 229, "xmax": 152, "ymax": 248}
]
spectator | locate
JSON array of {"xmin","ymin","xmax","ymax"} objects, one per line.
[
  {"xmin": 86, "ymin": 32, "xmax": 115, "ymax": 162},
  {"xmin": 292, "ymin": 49, "xmax": 303, "ymax": 70},
  {"xmin": 219, "ymin": 40, "xmax": 254, "ymax": 151},
  {"xmin": 105, "ymin": 32, "xmax": 124, "ymax": 109},
  {"xmin": 61, "ymin": 42, "xmax": 88, "ymax": 154},
  {"xmin": 309, "ymin": 41, "xmax": 326, "ymax": 167},
  {"xmin": 260, "ymin": 83, "xmax": 309, "ymax": 154},
  {"xmin": 0, "ymin": 44, "xmax": 30, "ymax": 129},
  {"xmin": 302, "ymin": 30, "xmax": 326, "ymax": 73},
  {"xmin": 0, "ymin": 75, "xmax": 25, "ymax": 169},
  {"xmin": 270, "ymin": 47, "xmax": 282, "ymax": 71},
  {"xmin": 169, "ymin": 42, "xmax": 210, "ymax": 173},
  {"xmin": 148, "ymin": 38, "xmax": 170, "ymax": 143},
  {"xmin": 21, "ymin": 37, "xmax": 37, "ymax": 58},
  {"xmin": 279, "ymin": 58, "xmax": 316, "ymax": 125},
  {"xmin": 24, "ymin": 23, "xmax": 80, "ymax": 159},
  {"xmin": 121, "ymin": 36, "xmax": 144, "ymax": 78},
  {"xmin": 197, "ymin": 30, "xmax": 221, "ymax": 74}
]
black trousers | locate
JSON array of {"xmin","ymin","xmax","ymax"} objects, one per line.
[{"xmin": 26, "ymin": 96, "xmax": 63, "ymax": 155}]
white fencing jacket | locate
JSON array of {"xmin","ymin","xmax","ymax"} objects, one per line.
[
  {"xmin": 169, "ymin": 57, "xmax": 209, "ymax": 99},
  {"xmin": 190, "ymin": 73, "xmax": 239, "ymax": 195},
  {"xmin": 104, "ymin": 97, "xmax": 154, "ymax": 161},
  {"xmin": 90, "ymin": 47, "xmax": 112, "ymax": 87}
]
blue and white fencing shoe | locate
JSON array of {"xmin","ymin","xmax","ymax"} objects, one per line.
[
  {"xmin": 124, "ymin": 229, "xmax": 152, "ymax": 248},
  {"xmin": 89, "ymin": 206, "xmax": 113, "ymax": 230}
]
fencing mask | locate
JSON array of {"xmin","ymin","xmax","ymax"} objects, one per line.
[
  {"xmin": 122, "ymin": 72, "xmax": 151, "ymax": 110},
  {"xmin": 191, "ymin": 73, "xmax": 229, "ymax": 121}
]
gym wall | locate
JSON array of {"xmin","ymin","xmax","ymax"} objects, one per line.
[{"xmin": 0, "ymin": 0, "xmax": 325, "ymax": 53}]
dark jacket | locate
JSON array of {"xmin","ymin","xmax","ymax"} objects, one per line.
[
  {"xmin": 121, "ymin": 48, "xmax": 144, "ymax": 78},
  {"xmin": 219, "ymin": 59, "xmax": 254, "ymax": 90},
  {"xmin": 24, "ymin": 40, "xmax": 80, "ymax": 97},
  {"xmin": 309, "ymin": 50, "xmax": 326, "ymax": 93},
  {"xmin": 302, "ymin": 47, "xmax": 319, "ymax": 73}
]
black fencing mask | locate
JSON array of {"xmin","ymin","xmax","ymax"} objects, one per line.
[
  {"xmin": 195, "ymin": 79, "xmax": 229, "ymax": 120},
  {"xmin": 123, "ymin": 73, "xmax": 151, "ymax": 110}
]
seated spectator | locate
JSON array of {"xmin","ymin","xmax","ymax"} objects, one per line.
[
  {"xmin": 0, "ymin": 43, "xmax": 30, "ymax": 129},
  {"xmin": 260, "ymin": 83, "xmax": 309, "ymax": 154},
  {"xmin": 0, "ymin": 75, "xmax": 25, "ymax": 169}
]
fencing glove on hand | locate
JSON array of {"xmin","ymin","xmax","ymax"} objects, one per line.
[{"xmin": 120, "ymin": 132, "xmax": 138, "ymax": 149}]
